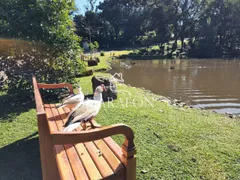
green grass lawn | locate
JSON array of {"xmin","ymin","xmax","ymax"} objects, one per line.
[
  {"xmin": 85, "ymin": 50, "xmax": 133, "ymax": 71},
  {"xmin": 0, "ymin": 54, "xmax": 240, "ymax": 179},
  {"xmin": 0, "ymin": 92, "xmax": 41, "ymax": 179},
  {"xmin": 79, "ymin": 73, "xmax": 240, "ymax": 180},
  {"xmin": 85, "ymin": 55, "xmax": 111, "ymax": 72}
]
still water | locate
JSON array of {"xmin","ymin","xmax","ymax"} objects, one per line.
[{"xmin": 109, "ymin": 59, "xmax": 240, "ymax": 114}]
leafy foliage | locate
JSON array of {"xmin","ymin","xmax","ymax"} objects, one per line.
[
  {"xmin": 0, "ymin": 0, "xmax": 85, "ymax": 93},
  {"xmin": 100, "ymin": 51, "xmax": 105, "ymax": 56},
  {"xmin": 138, "ymin": 31, "xmax": 157, "ymax": 48},
  {"xmin": 89, "ymin": 41, "xmax": 99, "ymax": 52},
  {"xmin": 75, "ymin": 0, "xmax": 240, "ymax": 58}
]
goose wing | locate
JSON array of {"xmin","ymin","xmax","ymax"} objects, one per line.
[
  {"xmin": 62, "ymin": 94, "xmax": 76, "ymax": 102},
  {"xmin": 64, "ymin": 100, "xmax": 101, "ymax": 127},
  {"xmin": 63, "ymin": 122, "xmax": 81, "ymax": 132},
  {"xmin": 62, "ymin": 93, "xmax": 84, "ymax": 105}
]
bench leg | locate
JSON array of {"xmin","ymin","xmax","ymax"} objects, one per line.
[
  {"xmin": 125, "ymin": 156, "xmax": 136, "ymax": 180},
  {"xmin": 38, "ymin": 114, "xmax": 60, "ymax": 180}
]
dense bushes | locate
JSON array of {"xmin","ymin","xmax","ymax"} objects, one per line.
[
  {"xmin": 0, "ymin": 0, "xmax": 85, "ymax": 93},
  {"xmin": 0, "ymin": 41, "xmax": 84, "ymax": 94},
  {"xmin": 100, "ymin": 51, "xmax": 105, "ymax": 56},
  {"xmin": 75, "ymin": 0, "xmax": 240, "ymax": 58}
]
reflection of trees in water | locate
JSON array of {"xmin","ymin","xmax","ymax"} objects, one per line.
[
  {"xmin": 111, "ymin": 59, "xmax": 240, "ymax": 113},
  {"xmin": 0, "ymin": 39, "xmax": 49, "ymax": 56},
  {"xmin": 0, "ymin": 39, "xmax": 79, "ymax": 94}
]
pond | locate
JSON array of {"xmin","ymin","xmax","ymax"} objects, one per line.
[{"xmin": 109, "ymin": 59, "xmax": 240, "ymax": 114}]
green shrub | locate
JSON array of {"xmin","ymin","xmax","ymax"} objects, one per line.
[
  {"xmin": 150, "ymin": 49, "xmax": 158, "ymax": 55},
  {"xmin": 138, "ymin": 48, "xmax": 148, "ymax": 55},
  {"xmin": 96, "ymin": 57, "xmax": 100, "ymax": 62},
  {"xmin": 0, "ymin": 0, "xmax": 86, "ymax": 94},
  {"xmin": 0, "ymin": 44, "xmax": 85, "ymax": 94},
  {"xmin": 89, "ymin": 41, "xmax": 99, "ymax": 53},
  {"xmin": 100, "ymin": 51, "xmax": 105, "ymax": 56}
]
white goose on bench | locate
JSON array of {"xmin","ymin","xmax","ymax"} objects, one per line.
[
  {"xmin": 63, "ymin": 84, "xmax": 106, "ymax": 132},
  {"xmin": 56, "ymin": 83, "xmax": 84, "ymax": 109}
]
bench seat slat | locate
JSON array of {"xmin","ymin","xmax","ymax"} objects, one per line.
[
  {"xmin": 45, "ymin": 106, "xmax": 58, "ymax": 133},
  {"xmin": 54, "ymin": 145, "xmax": 76, "ymax": 180},
  {"xmin": 45, "ymin": 104, "xmax": 126, "ymax": 180},
  {"xmin": 84, "ymin": 141, "xmax": 114, "ymax": 178},
  {"xmin": 53, "ymin": 105, "xmax": 103, "ymax": 180},
  {"xmin": 94, "ymin": 139, "xmax": 124, "ymax": 174},
  {"xmin": 62, "ymin": 107, "xmax": 108, "ymax": 179},
  {"xmin": 103, "ymin": 137, "xmax": 125, "ymax": 164},
  {"xmin": 64, "ymin": 144, "xmax": 90, "ymax": 180},
  {"xmin": 75, "ymin": 143, "xmax": 103, "ymax": 179},
  {"xmin": 45, "ymin": 106, "xmax": 76, "ymax": 180},
  {"xmin": 48, "ymin": 104, "xmax": 91, "ymax": 180},
  {"xmin": 33, "ymin": 77, "xmax": 136, "ymax": 180},
  {"xmin": 53, "ymin": 106, "xmax": 90, "ymax": 180}
]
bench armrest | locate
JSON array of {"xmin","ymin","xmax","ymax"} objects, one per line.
[
  {"xmin": 37, "ymin": 83, "xmax": 74, "ymax": 94},
  {"xmin": 51, "ymin": 124, "xmax": 136, "ymax": 157},
  {"xmin": 33, "ymin": 76, "xmax": 45, "ymax": 115},
  {"xmin": 32, "ymin": 76, "xmax": 74, "ymax": 114}
]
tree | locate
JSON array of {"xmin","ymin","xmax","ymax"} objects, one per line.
[
  {"xmin": 73, "ymin": 0, "xmax": 240, "ymax": 58},
  {"xmin": 189, "ymin": 0, "xmax": 240, "ymax": 58},
  {"xmin": 0, "ymin": 0, "xmax": 85, "ymax": 93},
  {"xmin": 84, "ymin": 0, "xmax": 146, "ymax": 47}
]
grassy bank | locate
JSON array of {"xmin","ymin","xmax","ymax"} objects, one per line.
[
  {"xmin": 118, "ymin": 40, "xmax": 189, "ymax": 60},
  {"xmin": 0, "ymin": 91, "xmax": 41, "ymax": 179},
  {"xmin": 78, "ymin": 73, "xmax": 240, "ymax": 180},
  {"xmin": 85, "ymin": 50, "xmax": 132, "ymax": 71},
  {"xmin": 0, "ymin": 53, "xmax": 240, "ymax": 179}
]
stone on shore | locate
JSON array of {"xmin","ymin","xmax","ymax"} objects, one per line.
[{"xmin": 92, "ymin": 76, "xmax": 117, "ymax": 101}]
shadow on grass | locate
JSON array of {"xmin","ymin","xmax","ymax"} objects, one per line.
[
  {"xmin": 0, "ymin": 93, "xmax": 35, "ymax": 122},
  {"xmin": 0, "ymin": 132, "xmax": 42, "ymax": 180}
]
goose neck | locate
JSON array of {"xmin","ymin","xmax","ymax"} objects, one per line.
[{"xmin": 94, "ymin": 92, "xmax": 103, "ymax": 101}]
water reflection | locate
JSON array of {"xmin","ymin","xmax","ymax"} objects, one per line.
[
  {"xmin": 0, "ymin": 38, "xmax": 48, "ymax": 56},
  {"xmin": 109, "ymin": 59, "xmax": 240, "ymax": 114}
]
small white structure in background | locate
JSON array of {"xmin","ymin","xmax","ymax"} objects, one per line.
[{"xmin": 82, "ymin": 42, "xmax": 89, "ymax": 51}]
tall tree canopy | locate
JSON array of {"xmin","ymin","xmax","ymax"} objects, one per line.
[
  {"xmin": 74, "ymin": 0, "xmax": 240, "ymax": 58},
  {"xmin": 0, "ymin": 0, "xmax": 84, "ymax": 93}
]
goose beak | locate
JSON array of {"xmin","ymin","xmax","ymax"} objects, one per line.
[{"xmin": 101, "ymin": 84, "xmax": 107, "ymax": 92}]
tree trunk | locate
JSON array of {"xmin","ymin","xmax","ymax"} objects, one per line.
[{"xmin": 181, "ymin": 37, "xmax": 184, "ymax": 51}]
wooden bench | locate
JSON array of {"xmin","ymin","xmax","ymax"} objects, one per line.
[{"xmin": 32, "ymin": 76, "xmax": 136, "ymax": 180}]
